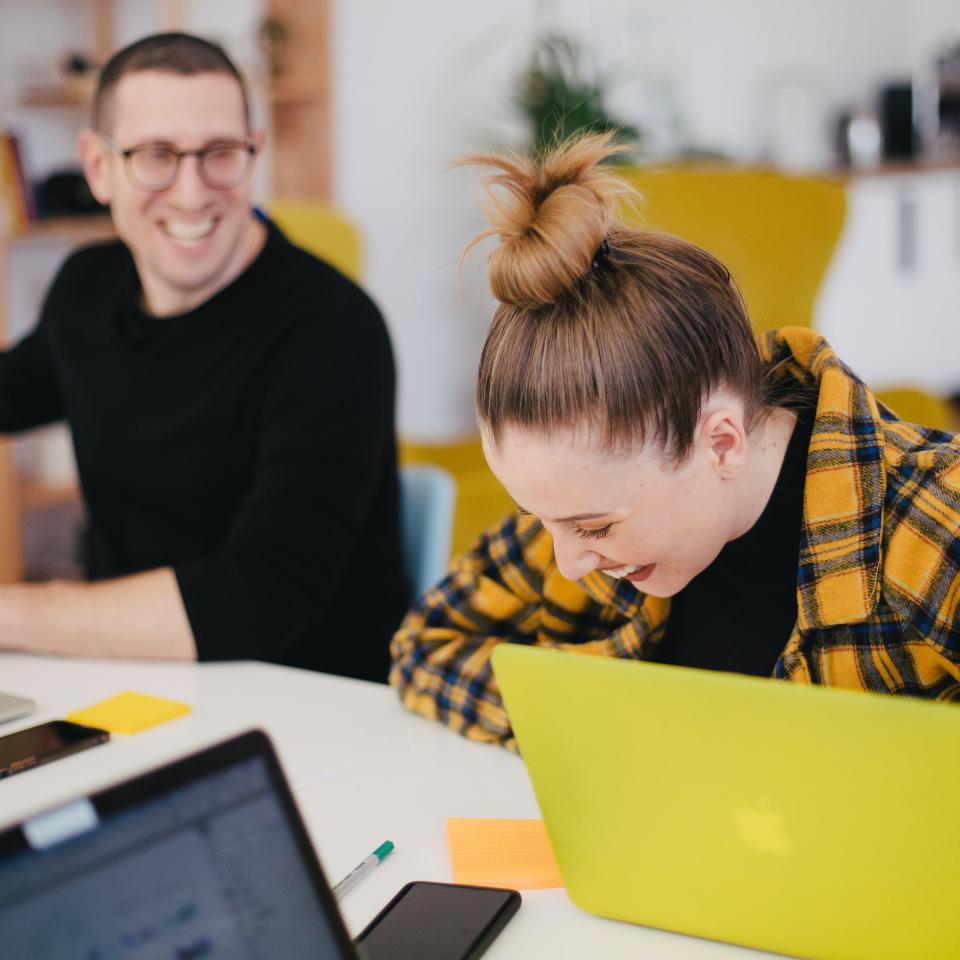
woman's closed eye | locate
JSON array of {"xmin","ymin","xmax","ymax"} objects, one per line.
[{"xmin": 575, "ymin": 524, "xmax": 611, "ymax": 540}]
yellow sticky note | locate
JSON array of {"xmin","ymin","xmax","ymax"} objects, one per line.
[
  {"xmin": 446, "ymin": 818, "xmax": 564, "ymax": 890},
  {"xmin": 66, "ymin": 691, "xmax": 191, "ymax": 735}
]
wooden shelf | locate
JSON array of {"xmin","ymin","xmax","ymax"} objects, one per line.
[
  {"xmin": 268, "ymin": 80, "xmax": 328, "ymax": 105},
  {"xmin": 19, "ymin": 86, "xmax": 93, "ymax": 109},
  {"xmin": 5, "ymin": 215, "xmax": 114, "ymax": 244},
  {"xmin": 266, "ymin": 0, "xmax": 331, "ymax": 201},
  {"xmin": 20, "ymin": 481, "xmax": 80, "ymax": 511},
  {"xmin": 842, "ymin": 156, "xmax": 960, "ymax": 178}
]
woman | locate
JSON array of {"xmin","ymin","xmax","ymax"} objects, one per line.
[{"xmin": 390, "ymin": 133, "xmax": 960, "ymax": 750}]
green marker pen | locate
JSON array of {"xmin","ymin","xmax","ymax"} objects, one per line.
[{"xmin": 332, "ymin": 840, "xmax": 394, "ymax": 899}]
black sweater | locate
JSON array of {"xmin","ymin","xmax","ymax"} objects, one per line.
[{"xmin": 0, "ymin": 220, "xmax": 408, "ymax": 681}]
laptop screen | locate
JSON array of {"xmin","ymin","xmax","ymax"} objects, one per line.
[
  {"xmin": 0, "ymin": 733, "xmax": 355, "ymax": 959},
  {"xmin": 0, "ymin": 691, "xmax": 35, "ymax": 724}
]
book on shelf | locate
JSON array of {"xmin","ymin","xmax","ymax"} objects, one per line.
[
  {"xmin": 0, "ymin": 132, "xmax": 38, "ymax": 235},
  {"xmin": 7, "ymin": 135, "xmax": 37, "ymax": 222}
]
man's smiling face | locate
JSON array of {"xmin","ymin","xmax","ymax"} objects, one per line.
[{"xmin": 81, "ymin": 70, "xmax": 263, "ymax": 315}]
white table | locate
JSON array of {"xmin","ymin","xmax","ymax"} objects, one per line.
[{"xmin": 0, "ymin": 653, "xmax": 767, "ymax": 958}]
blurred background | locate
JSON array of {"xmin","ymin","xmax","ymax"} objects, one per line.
[{"xmin": 0, "ymin": 0, "xmax": 959, "ymax": 578}]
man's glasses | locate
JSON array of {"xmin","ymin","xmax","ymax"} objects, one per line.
[{"xmin": 98, "ymin": 135, "xmax": 258, "ymax": 192}]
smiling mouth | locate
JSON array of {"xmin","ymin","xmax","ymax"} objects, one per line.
[
  {"xmin": 160, "ymin": 218, "xmax": 217, "ymax": 243},
  {"xmin": 601, "ymin": 563, "xmax": 655, "ymax": 581}
]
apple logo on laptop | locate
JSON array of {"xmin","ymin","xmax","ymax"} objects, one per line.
[{"xmin": 732, "ymin": 799, "xmax": 794, "ymax": 855}]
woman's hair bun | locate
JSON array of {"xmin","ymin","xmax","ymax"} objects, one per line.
[{"xmin": 459, "ymin": 132, "xmax": 635, "ymax": 309}]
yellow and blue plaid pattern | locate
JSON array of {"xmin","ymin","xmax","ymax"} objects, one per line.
[{"xmin": 390, "ymin": 328, "xmax": 960, "ymax": 750}]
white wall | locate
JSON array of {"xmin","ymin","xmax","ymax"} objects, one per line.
[
  {"xmin": 333, "ymin": 0, "xmax": 960, "ymax": 440},
  {"xmin": 332, "ymin": 1, "xmax": 537, "ymax": 440}
]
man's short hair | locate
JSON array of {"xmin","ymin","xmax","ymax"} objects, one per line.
[{"xmin": 93, "ymin": 32, "xmax": 250, "ymax": 132}]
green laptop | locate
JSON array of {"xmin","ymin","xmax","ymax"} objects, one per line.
[{"xmin": 492, "ymin": 644, "xmax": 960, "ymax": 960}]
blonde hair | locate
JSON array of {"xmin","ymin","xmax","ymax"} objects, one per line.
[{"xmin": 462, "ymin": 132, "xmax": 770, "ymax": 461}]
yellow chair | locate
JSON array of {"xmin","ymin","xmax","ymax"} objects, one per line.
[
  {"xmin": 267, "ymin": 200, "xmax": 362, "ymax": 281},
  {"xmin": 875, "ymin": 387, "xmax": 954, "ymax": 432},
  {"xmin": 618, "ymin": 169, "xmax": 957, "ymax": 434},
  {"xmin": 618, "ymin": 166, "xmax": 847, "ymax": 333}
]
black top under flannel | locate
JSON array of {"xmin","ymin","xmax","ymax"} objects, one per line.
[{"xmin": 653, "ymin": 405, "xmax": 815, "ymax": 676}]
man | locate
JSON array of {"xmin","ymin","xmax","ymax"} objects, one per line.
[{"xmin": 0, "ymin": 33, "xmax": 407, "ymax": 681}]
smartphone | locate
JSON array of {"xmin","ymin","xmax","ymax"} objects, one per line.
[
  {"xmin": 0, "ymin": 720, "xmax": 109, "ymax": 779},
  {"xmin": 355, "ymin": 881, "xmax": 521, "ymax": 960}
]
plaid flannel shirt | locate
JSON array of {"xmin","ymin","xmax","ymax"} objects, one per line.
[{"xmin": 390, "ymin": 328, "xmax": 960, "ymax": 750}]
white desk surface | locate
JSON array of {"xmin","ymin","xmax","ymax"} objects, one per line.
[{"xmin": 0, "ymin": 653, "xmax": 769, "ymax": 959}]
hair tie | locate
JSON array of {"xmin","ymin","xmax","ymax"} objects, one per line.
[{"xmin": 592, "ymin": 237, "xmax": 611, "ymax": 271}]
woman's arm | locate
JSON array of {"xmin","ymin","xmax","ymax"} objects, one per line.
[{"xmin": 390, "ymin": 513, "xmax": 658, "ymax": 749}]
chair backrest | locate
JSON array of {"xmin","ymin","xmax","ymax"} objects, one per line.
[
  {"xmin": 266, "ymin": 200, "xmax": 362, "ymax": 281},
  {"xmin": 400, "ymin": 464, "xmax": 456, "ymax": 600},
  {"xmin": 400, "ymin": 437, "xmax": 515, "ymax": 557},
  {"xmin": 618, "ymin": 167, "xmax": 847, "ymax": 333},
  {"xmin": 875, "ymin": 387, "xmax": 954, "ymax": 431}
]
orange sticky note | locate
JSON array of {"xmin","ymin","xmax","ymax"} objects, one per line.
[
  {"xmin": 66, "ymin": 691, "xmax": 191, "ymax": 735},
  {"xmin": 446, "ymin": 818, "xmax": 563, "ymax": 889}
]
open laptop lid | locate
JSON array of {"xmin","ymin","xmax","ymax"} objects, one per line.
[
  {"xmin": 0, "ymin": 730, "xmax": 358, "ymax": 959},
  {"xmin": 492, "ymin": 644, "xmax": 960, "ymax": 960},
  {"xmin": 0, "ymin": 691, "xmax": 35, "ymax": 725}
]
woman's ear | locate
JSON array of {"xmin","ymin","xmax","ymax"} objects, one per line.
[{"xmin": 700, "ymin": 407, "xmax": 747, "ymax": 480}]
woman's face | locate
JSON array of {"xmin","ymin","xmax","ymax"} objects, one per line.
[{"xmin": 482, "ymin": 406, "xmax": 754, "ymax": 598}]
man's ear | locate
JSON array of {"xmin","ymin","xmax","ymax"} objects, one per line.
[{"xmin": 77, "ymin": 129, "xmax": 113, "ymax": 206}]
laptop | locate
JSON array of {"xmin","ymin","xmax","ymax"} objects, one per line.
[
  {"xmin": 0, "ymin": 692, "xmax": 35, "ymax": 725},
  {"xmin": 491, "ymin": 644, "xmax": 960, "ymax": 960},
  {"xmin": 0, "ymin": 730, "xmax": 359, "ymax": 959}
]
